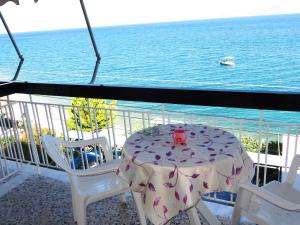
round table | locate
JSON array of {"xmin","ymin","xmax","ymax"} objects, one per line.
[{"xmin": 117, "ymin": 124, "xmax": 254, "ymax": 225}]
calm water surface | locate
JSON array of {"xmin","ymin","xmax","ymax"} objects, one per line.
[{"xmin": 1, "ymin": 14, "xmax": 300, "ymax": 125}]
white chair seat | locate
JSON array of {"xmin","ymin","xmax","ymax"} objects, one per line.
[
  {"xmin": 247, "ymin": 195, "xmax": 300, "ymax": 225},
  {"xmin": 75, "ymin": 172, "xmax": 129, "ymax": 203},
  {"xmin": 263, "ymin": 181, "xmax": 300, "ymax": 205},
  {"xmin": 74, "ymin": 159, "xmax": 121, "ymax": 176}
]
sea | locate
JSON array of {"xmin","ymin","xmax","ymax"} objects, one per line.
[{"xmin": 1, "ymin": 13, "xmax": 300, "ymax": 129}]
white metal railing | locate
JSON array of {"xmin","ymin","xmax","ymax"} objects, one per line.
[{"xmin": 0, "ymin": 94, "xmax": 300, "ymax": 205}]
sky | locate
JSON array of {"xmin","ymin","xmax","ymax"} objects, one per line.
[{"xmin": 0, "ymin": 0, "xmax": 300, "ymax": 33}]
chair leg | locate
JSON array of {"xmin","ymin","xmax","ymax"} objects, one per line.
[
  {"xmin": 187, "ymin": 207, "xmax": 201, "ymax": 225},
  {"xmin": 231, "ymin": 188, "xmax": 251, "ymax": 225},
  {"xmin": 68, "ymin": 175, "xmax": 79, "ymax": 223},
  {"xmin": 70, "ymin": 186, "xmax": 78, "ymax": 222},
  {"xmin": 196, "ymin": 201, "xmax": 221, "ymax": 225},
  {"xmin": 232, "ymin": 194, "xmax": 245, "ymax": 225},
  {"xmin": 231, "ymin": 207, "xmax": 241, "ymax": 225},
  {"xmin": 232, "ymin": 192, "xmax": 242, "ymax": 225},
  {"xmin": 71, "ymin": 195, "xmax": 78, "ymax": 222},
  {"xmin": 76, "ymin": 196, "xmax": 87, "ymax": 225},
  {"xmin": 119, "ymin": 193, "xmax": 127, "ymax": 204},
  {"xmin": 132, "ymin": 191, "xmax": 147, "ymax": 225}
]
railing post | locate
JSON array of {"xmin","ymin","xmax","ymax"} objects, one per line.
[
  {"xmin": 7, "ymin": 96, "xmax": 23, "ymax": 166},
  {"xmin": 162, "ymin": 103, "xmax": 166, "ymax": 124},
  {"xmin": 263, "ymin": 125, "xmax": 270, "ymax": 185},
  {"xmin": 284, "ymin": 125, "xmax": 292, "ymax": 178},
  {"xmin": 256, "ymin": 110, "xmax": 263, "ymax": 186},
  {"xmin": 24, "ymin": 103, "xmax": 41, "ymax": 174}
]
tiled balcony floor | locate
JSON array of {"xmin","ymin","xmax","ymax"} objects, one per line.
[{"xmin": 0, "ymin": 164, "xmax": 254, "ymax": 225}]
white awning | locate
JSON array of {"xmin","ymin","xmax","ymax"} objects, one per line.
[
  {"xmin": 0, "ymin": 0, "xmax": 19, "ymax": 6},
  {"xmin": 0, "ymin": 0, "xmax": 38, "ymax": 6}
]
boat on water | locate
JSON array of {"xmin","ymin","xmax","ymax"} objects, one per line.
[{"xmin": 220, "ymin": 56, "xmax": 235, "ymax": 66}]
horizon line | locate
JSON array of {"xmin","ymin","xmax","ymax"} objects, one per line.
[{"xmin": 1, "ymin": 12, "xmax": 299, "ymax": 35}]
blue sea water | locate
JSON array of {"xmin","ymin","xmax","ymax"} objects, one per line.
[{"xmin": 1, "ymin": 14, "xmax": 300, "ymax": 125}]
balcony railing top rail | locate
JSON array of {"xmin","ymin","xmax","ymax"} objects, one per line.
[{"xmin": 1, "ymin": 81, "xmax": 300, "ymax": 112}]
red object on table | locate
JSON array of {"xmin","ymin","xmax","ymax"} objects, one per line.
[{"xmin": 172, "ymin": 128, "xmax": 186, "ymax": 144}]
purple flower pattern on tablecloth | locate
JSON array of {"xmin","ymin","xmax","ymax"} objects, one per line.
[{"xmin": 117, "ymin": 124, "xmax": 254, "ymax": 225}]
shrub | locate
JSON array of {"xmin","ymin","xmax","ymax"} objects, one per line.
[
  {"xmin": 67, "ymin": 98, "xmax": 117, "ymax": 132},
  {"xmin": 2, "ymin": 127, "xmax": 55, "ymax": 163},
  {"xmin": 262, "ymin": 140, "xmax": 282, "ymax": 155},
  {"xmin": 241, "ymin": 135, "xmax": 282, "ymax": 155},
  {"xmin": 241, "ymin": 136, "xmax": 259, "ymax": 153}
]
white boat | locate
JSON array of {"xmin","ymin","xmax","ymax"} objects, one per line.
[{"xmin": 220, "ymin": 56, "xmax": 235, "ymax": 66}]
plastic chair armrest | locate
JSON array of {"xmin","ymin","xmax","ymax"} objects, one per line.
[
  {"xmin": 73, "ymin": 159, "xmax": 121, "ymax": 177},
  {"xmin": 240, "ymin": 183, "xmax": 300, "ymax": 211},
  {"xmin": 59, "ymin": 137, "xmax": 107, "ymax": 148},
  {"xmin": 286, "ymin": 154, "xmax": 300, "ymax": 185}
]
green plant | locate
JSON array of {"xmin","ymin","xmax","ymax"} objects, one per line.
[
  {"xmin": 67, "ymin": 98, "xmax": 117, "ymax": 132},
  {"xmin": 19, "ymin": 126, "xmax": 53, "ymax": 143},
  {"xmin": 1, "ymin": 136, "xmax": 31, "ymax": 161},
  {"xmin": 17, "ymin": 127, "xmax": 54, "ymax": 162},
  {"xmin": 262, "ymin": 140, "xmax": 282, "ymax": 155},
  {"xmin": 241, "ymin": 135, "xmax": 282, "ymax": 155},
  {"xmin": 241, "ymin": 136, "xmax": 259, "ymax": 153}
]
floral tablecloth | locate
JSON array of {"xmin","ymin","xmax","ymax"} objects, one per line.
[{"xmin": 117, "ymin": 124, "xmax": 254, "ymax": 225}]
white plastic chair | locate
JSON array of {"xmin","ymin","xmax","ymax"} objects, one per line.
[
  {"xmin": 232, "ymin": 154, "xmax": 300, "ymax": 225},
  {"xmin": 42, "ymin": 135, "xmax": 147, "ymax": 225}
]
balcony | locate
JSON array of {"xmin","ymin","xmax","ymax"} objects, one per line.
[{"xmin": 0, "ymin": 84, "xmax": 300, "ymax": 224}]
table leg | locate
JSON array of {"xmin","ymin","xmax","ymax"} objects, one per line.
[
  {"xmin": 132, "ymin": 191, "xmax": 147, "ymax": 225},
  {"xmin": 196, "ymin": 201, "xmax": 221, "ymax": 225}
]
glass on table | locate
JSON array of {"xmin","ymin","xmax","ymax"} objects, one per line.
[
  {"xmin": 143, "ymin": 125, "xmax": 160, "ymax": 137},
  {"xmin": 172, "ymin": 128, "xmax": 186, "ymax": 144}
]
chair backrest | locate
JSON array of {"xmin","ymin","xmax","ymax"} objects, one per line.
[
  {"xmin": 286, "ymin": 154, "xmax": 300, "ymax": 185},
  {"xmin": 42, "ymin": 135, "xmax": 73, "ymax": 173},
  {"xmin": 61, "ymin": 136, "xmax": 113, "ymax": 162}
]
